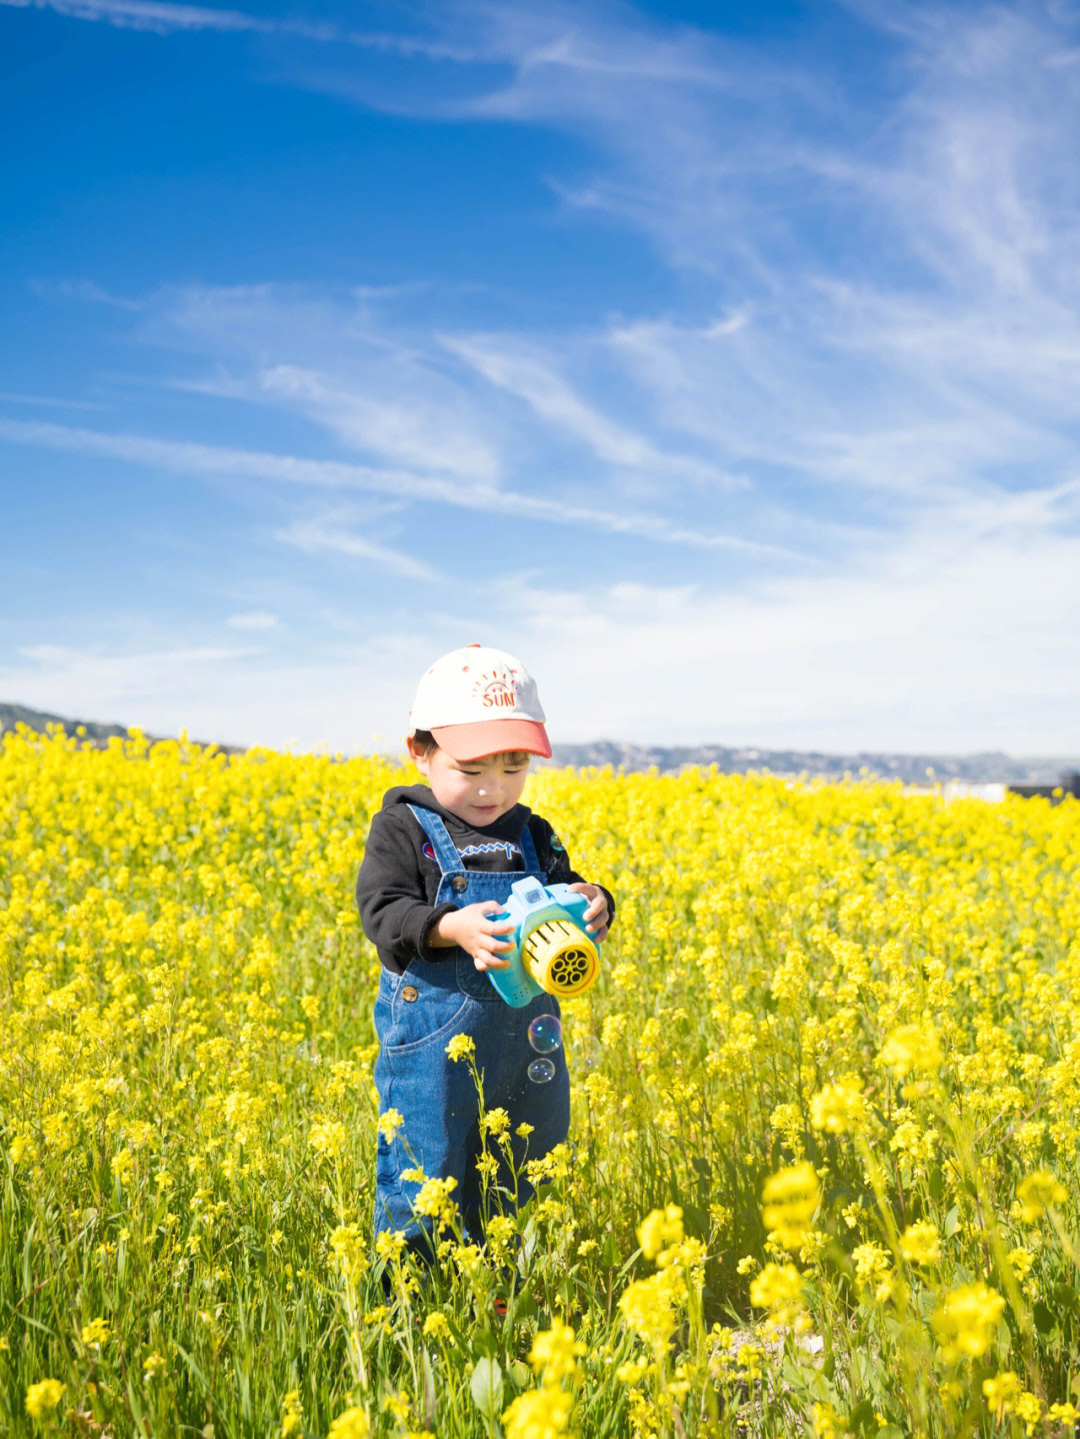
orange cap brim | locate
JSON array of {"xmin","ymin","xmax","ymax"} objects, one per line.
[{"xmin": 430, "ymin": 719, "xmax": 552, "ymax": 761}]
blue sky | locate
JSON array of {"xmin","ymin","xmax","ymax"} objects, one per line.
[{"xmin": 3, "ymin": 0, "xmax": 1080, "ymax": 757}]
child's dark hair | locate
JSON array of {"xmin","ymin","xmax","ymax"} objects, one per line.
[{"xmin": 410, "ymin": 730, "xmax": 531, "ymax": 766}]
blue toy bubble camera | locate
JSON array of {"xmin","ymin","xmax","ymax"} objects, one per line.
[{"xmin": 486, "ymin": 878, "xmax": 601, "ymax": 1008}]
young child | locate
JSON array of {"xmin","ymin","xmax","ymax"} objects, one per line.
[{"xmin": 356, "ymin": 643, "xmax": 613, "ymax": 1255}]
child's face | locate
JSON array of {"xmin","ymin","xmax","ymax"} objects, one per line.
[{"xmin": 411, "ymin": 745, "xmax": 529, "ymax": 827}]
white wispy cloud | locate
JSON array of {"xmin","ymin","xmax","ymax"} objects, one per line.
[
  {"xmin": 272, "ymin": 2, "xmax": 1080, "ymax": 525},
  {"xmin": 0, "ymin": 415, "xmax": 476, "ymax": 505},
  {"xmin": 5, "ymin": 642, "xmax": 255, "ymax": 720},
  {"xmin": 441, "ymin": 332, "xmax": 740, "ymax": 488},
  {"xmin": 274, "ymin": 514, "xmax": 440, "ymax": 583},
  {"xmin": 0, "ymin": 390, "xmax": 103, "ymax": 409},
  {"xmin": 226, "ymin": 611, "xmax": 278, "ymax": 631},
  {"xmin": 20, "ymin": 0, "xmax": 1080, "ymax": 315},
  {"xmin": 428, "ymin": 9, "xmax": 1080, "ymax": 359},
  {"xmin": 6, "ymin": 0, "xmax": 309, "ymax": 36},
  {"xmin": 0, "ymin": 415, "xmax": 769, "ymax": 552},
  {"xmin": 489, "ymin": 523, "xmax": 1080, "ymax": 754},
  {"xmin": 29, "ymin": 277, "xmax": 145, "ymax": 310},
  {"xmin": 149, "ymin": 282, "xmax": 756, "ymax": 507},
  {"xmin": 149, "ymin": 284, "xmax": 509, "ymax": 482},
  {"xmin": 7, "ymin": 516, "xmax": 1078, "ymax": 755},
  {"xmin": 257, "ymin": 364, "xmax": 502, "ymax": 482},
  {"xmin": 1, "ymin": 635, "xmax": 424, "ymax": 753},
  {"xmin": 8, "ymin": 0, "xmax": 1080, "ymax": 757},
  {"xmin": 1, "ymin": 0, "xmax": 497, "ymax": 71},
  {"xmin": 27, "ymin": 6, "xmax": 1080, "ymax": 534}
]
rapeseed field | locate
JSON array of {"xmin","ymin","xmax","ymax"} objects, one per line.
[{"xmin": 1, "ymin": 727, "xmax": 1078, "ymax": 1438}]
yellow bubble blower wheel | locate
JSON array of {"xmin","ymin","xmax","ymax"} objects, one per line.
[
  {"xmin": 521, "ymin": 916, "xmax": 600, "ymax": 997},
  {"xmin": 486, "ymin": 878, "xmax": 603, "ymax": 1007}
]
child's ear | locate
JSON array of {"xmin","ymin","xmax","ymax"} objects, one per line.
[{"xmin": 407, "ymin": 737, "xmax": 430, "ymax": 773}]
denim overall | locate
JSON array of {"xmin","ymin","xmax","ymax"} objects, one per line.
[{"xmin": 372, "ymin": 806, "xmax": 571, "ymax": 1247}]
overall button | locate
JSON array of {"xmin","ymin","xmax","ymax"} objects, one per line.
[
  {"xmin": 451, "ymin": 875, "xmax": 468, "ymax": 893},
  {"xmin": 401, "ymin": 985, "xmax": 418, "ymax": 1002}
]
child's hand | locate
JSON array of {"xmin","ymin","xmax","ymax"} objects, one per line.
[
  {"xmin": 434, "ymin": 902, "xmax": 516, "ymax": 971},
  {"xmin": 569, "ymin": 883, "xmax": 610, "ymax": 942}
]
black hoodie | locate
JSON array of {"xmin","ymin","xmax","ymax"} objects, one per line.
[{"xmin": 355, "ymin": 782, "xmax": 614, "ymax": 975}]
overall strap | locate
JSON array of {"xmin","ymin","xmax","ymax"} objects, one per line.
[
  {"xmin": 519, "ymin": 819, "xmax": 541, "ymax": 873},
  {"xmin": 406, "ymin": 804, "xmax": 466, "ymax": 875}
]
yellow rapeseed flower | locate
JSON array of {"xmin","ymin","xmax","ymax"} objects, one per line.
[
  {"xmin": 110, "ymin": 1147, "xmax": 135, "ymax": 1183},
  {"xmin": 6, "ymin": 730, "xmax": 1080, "ymax": 1432},
  {"xmin": 898, "ymin": 1220, "xmax": 941, "ymax": 1265},
  {"xmin": 761, "ymin": 1161, "xmax": 820, "ymax": 1251},
  {"xmin": 502, "ymin": 1383, "xmax": 573, "ymax": 1439},
  {"xmin": 852, "ymin": 1241, "xmax": 891, "ymax": 1290},
  {"xmin": 308, "ymin": 1118, "xmax": 348, "ymax": 1161},
  {"xmin": 143, "ymin": 1352, "xmax": 166, "ymax": 1382},
  {"xmin": 327, "ymin": 1404, "xmax": 371, "ymax": 1439},
  {"xmin": 412, "ymin": 1176, "xmax": 458, "ymax": 1228},
  {"xmin": 80, "ymin": 1315, "xmax": 111, "ymax": 1345},
  {"xmin": 811, "ymin": 1400, "xmax": 850, "ymax": 1439},
  {"xmin": 529, "ymin": 1317, "xmax": 586, "ymax": 1384},
  {"xmin": 983, "ymin": 1371, "xmax": 1020, "ymax": 1420},
  {"xmin": 1014, "ymin": 1391, "xmax": 1042, "ymax": 1435},
  {"xmin": 879, "ymin": 1022, "xmax": 942, "ymax": 1078},
  {"xmin": 374, "ymin": 1230, "xmax": 406, "ymax": 1262},
  {"xmin": 636, "ymin": 1204, "xmax": 684, "ymax": 1261},
  {"xmin": 281, "ymin": 1389, "xmax": 303, "ymax": 1437},
  {"xmin": 619, "ymin": 1268, "xmax": 687, "ymax": 1349},
  {"xmin": 1016, "ymin": 1169, "xmax": 1067, "ymax": 1222},
  {"xmin": 377, "ymin": 1108, "xmax": 405, "ymax": 1141},
  {"xmin": 932, "ymin": 1281, "xmax": 1006, "ymax": 1365},
  {"xmin": 809, "ymin": 1074, "xmax": 868, "ymax": 1134},
  {"xmin": 749, "ymin": 1262, "xmax": 806, "ymax": 1329},
  {"xmin": 25, "ymin": 1379, "xmax": 65, "ymax": 1417},
  {"xmin": 329, "ymin": 1223, "xmax": 368, "ymax": 1279}
]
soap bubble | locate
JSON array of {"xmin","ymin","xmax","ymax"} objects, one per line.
[
  {"xmin": 528, "ymin": 1013, "xmax": 563, "ymax": 1055},
  {"xmin": 576, "ymin": 1035, "xmax": 602, "ymax": 1073},
  {"xmin": 527, "ymin": 1057, "xmax": 556, "ymax": 1084}
]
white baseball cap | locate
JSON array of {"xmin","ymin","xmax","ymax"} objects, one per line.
[{"xmin": 408, "ymin": 644, "xmax": 552, "ymax": 760}]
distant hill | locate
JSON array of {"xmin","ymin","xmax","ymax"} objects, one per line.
[
  {"xmin": 0, "ymin": 702, "xmax": 242, "ymax": 754},
  {"xmin": 5, "ymin": 700, "xmax": 1076, "ymax": 786},
  {"xmin": 546, "ymin": 741, "xmax": 1080, "ymax": 787},
  {"xmin": 1, "ymin": 702, "xmax": 133, "ymax": 745}
]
